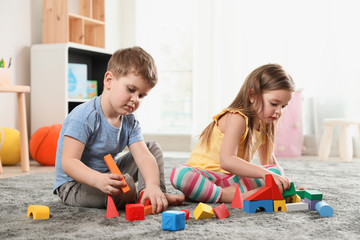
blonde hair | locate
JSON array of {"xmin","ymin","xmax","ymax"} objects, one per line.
[
  {"xmin": 199, "ymin": 64, "xmax": 295, "ymax": 164},
  {"xmin": 107, "ymin": 46, "xmax": 158, "ymax": 87}
]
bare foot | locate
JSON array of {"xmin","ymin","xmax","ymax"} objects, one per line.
[{"xmin": 165, "ymin": 193, "xmax": 185, "ymax": 206}]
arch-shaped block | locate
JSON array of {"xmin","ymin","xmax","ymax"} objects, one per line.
[
  {"xmin": 27, "ymin": 205, "xmax": 50, "ymax": 219},
  {"xmin": 243, "ymin": 200, "xmax": 273, "ymax": 213},
  {"xmin": 273, "ymin": 200, "xmax": 287, "ymax": 212}
]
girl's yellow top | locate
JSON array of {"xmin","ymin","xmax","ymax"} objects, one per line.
[{"xmin": 185, "ymin": 108, "xmax": 263, "ymax": 173}]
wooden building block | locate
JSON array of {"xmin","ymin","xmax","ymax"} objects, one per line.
[
  {"xmin": 27, "ymin": 205, "xmax": 50, "ymax": 219},
  {"xmin": 104, "ymin": 154, "xmax": 130, "ymax": 193},
  {"xmin": 125, "ymin": 203, "xmax": 144, "ymax": 221},
  {"xmin": 106, "ymin": 195, "xmax": 120, "ymax": 218},
  {"xmin": 282, "ymin": 182, "xmax": 296, "ymax": 199},
  {"xmin": 315, "ymin": 201, "xmax": 333, "ymax": 217},
  {"xmin": 162, "ymin": 210, "xmax": 185, "ymax": 231},
  {"xmin": 286, "ymin": 202, "xmax": 309, "ymax": 212},
  {"xmin": 296, "ymin": 190, "xmax": 306, "ymax": 199},
  {"xmin": 304, "ymin": 190, "xmax": 323, "ymax": 201},
  {"xmin": 245, "ymin": 174, "xmax": 283, "ymax": 201},
  {"xmin": 144, "ymin": 205, "xmax": 153, "ymax": 216},
  {"xmin": 286, "ymin": 194, "xmax": 301, "ymax": 203},
  {"xmin": 231, "ymin": 184, "xmax": 244, "ymax": 209},
  {"xmin": 193, "ymin": 202, "xmax": 214, "ymax": 220},
  {"xmin": 243, "ymin": 200, "xmax": 273, "ymax": 213},
  {"xmin": 304, "ymin": 198, "xmax": 321, "ymax": 211},
  {"xmin": 213, "ymin": 203, "xmax": 230, "ymax": 219},
  {"xmin": 180, "ymin": 209, "xmax": 190, "ymax": 220},
  {"xmin": 273, "ymin": 200, "xmax": 287, "ymax": 212}
]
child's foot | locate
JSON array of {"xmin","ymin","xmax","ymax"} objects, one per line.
[{"xmin": 164, "ymin": 193, "xmax": 185, "ymax": 206}]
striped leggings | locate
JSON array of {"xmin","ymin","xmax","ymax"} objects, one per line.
[{"xmin": 170, "ymin": 164, "xmax": 285, "ymax": 203}]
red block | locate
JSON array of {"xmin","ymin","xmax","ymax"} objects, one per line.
[
  {"xmin": 213, "ymin": 203, "xmax": 230, "ymax": 219},
  {"xmin": 126, "ymin": 203, "xmax": 145, "ymax": 221},
  {"xmin": 231, "ymin": 184, "xmax": 244, "ymax": 209},
  {"xmin": 106, "ymin": 195, "xmax": 120, "ymax": 219},
  {"xmin": 180, "ymin": 209, "xmax": 190, "ymax": 220},
  {"xmin": 245, "ymin": 174, "xmax": 284, "ymax": 201}
]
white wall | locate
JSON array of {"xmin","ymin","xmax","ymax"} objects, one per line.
[
  {"xmin": 0, "ymin": 0, "xmax": 37, "ymax": 131},
  {"xmin": 0, "ymin": 0, "xmax": 126, "ymax": 135}
]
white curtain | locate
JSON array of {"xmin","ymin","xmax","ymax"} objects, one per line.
[{"xmin": 193, "ymin": 0, "xmax": 360, "ymax": 153}]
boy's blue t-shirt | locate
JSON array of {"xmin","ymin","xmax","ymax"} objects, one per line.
[{"xmin": 53, "ymin": 96, "xmax": 144, "ymax": 193}]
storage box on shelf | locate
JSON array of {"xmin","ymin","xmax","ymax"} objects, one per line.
[
  {"xmin": 42, "ymin": 0, "xmax": 105, "ymax": 48},
  {"xmin": 30, "ymin": 43, "xmax": 112, "ymax": 135}
]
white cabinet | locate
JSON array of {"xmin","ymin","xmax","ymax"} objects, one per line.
[{"xmin": 30, "ymin": 43, "xmax": 112, "ymax": 134}]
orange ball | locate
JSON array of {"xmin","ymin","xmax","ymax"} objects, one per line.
[{"xmin": 30, "ymin": 124, "xmax": 62, "ymax": 166}]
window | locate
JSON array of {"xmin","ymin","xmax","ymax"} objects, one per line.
[{"xmin": 135, "ymin": 0, "xmax": 194, "ymax": 134}]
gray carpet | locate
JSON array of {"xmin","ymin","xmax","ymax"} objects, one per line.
[{"xmin": 1, "ymin": 157, "xmax": 360, "ymax": 239}]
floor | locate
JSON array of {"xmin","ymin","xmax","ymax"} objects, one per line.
[{"xmin": 1, "ymin": 153, "xmax": 358, "ymax": 179}]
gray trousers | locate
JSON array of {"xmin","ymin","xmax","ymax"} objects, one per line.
[{"xmin": 56, "ymin": 141, "xmax": 166, "ymax": 210}]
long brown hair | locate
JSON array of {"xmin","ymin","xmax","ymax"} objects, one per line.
[{"xmin": 199, "ymin": 64, "xmax": 295, "ymax": 163}]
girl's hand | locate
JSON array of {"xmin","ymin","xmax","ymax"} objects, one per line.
[
  {"xmin": 268, "ymin": 173, "xmax": 290, "ymax": 194},
  {"xmin": 95, "ymin": 173, "xmax": 128, "ymax": 195},
  {"xmin": 139, "ymin": 185, "xmax": 168, "ymax": 214}
]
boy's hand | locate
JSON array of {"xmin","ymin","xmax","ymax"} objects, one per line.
[
  {"xmin": 96, "ymin": 173, "xmax": 128, "ymax": 195},
  {"xmin": 140, "ymin": 185, "xmax": 168, "ymax": 214}
]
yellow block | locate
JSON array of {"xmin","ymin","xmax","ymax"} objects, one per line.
[
  {"xmin": 27, "ymin": 205, "xmax": 50, "ymax": 219},
  {"xmin": 273, "ymin": 200, "xmax": 287, "ymax": 212},
  {"xmin": 286, "ymin": 194, "xmax": 301, "ymax": 203},
  {"xmin": 194, "ymin": 202, "xmax": 214, "ymax": 220}
]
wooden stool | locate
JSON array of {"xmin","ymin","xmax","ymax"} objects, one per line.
[
  {"xmin": 0, "ymin": 69, "xmax": 31, "ymax": 172},
  {"xmin": 318, "ymin": 118, "xmax": 360, "ymax": 162}
]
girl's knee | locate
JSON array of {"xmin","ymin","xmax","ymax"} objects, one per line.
[{"xmin": 170, "ymin": 164, "xmax": 194, "ymax": 190}]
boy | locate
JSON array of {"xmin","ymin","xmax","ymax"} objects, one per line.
[{"xmin": 53, "ymin": 47, "xmax": 184, "ymax": 213}]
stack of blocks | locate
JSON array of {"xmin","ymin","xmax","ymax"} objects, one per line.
[{"xmin": 243, "ymin": 174, "xmax": 286, "ymax": 213}]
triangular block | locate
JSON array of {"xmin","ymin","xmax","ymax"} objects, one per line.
[
  {"xmin": 106, "ymin": 195, "xmax": 120, "ymax": 218},
  {"xmin": 231, "ymin": 184, "xmax": 243, "ymax": 209},
  {"xmin": 245, "ymin": 174, "xmax": 284, "ymax": 201},
  {"xmin": 245, "ymin": 186, "xmax": 272, "ymax": 201},
  {"xmin": 266, "ymin": 174, "xmax": 284, "ymax": 200}
]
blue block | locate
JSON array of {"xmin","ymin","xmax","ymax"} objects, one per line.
[
  {"xmin": 243, "ymin": 200, "xmax": 274, "ymax": 213},
  {"xmin": 162, "ymin": 210, "xmax": 185, "ymax": 231},
  {"xmin": 315, "ymin": 201, "xmax": 333, "ymax": 217}
]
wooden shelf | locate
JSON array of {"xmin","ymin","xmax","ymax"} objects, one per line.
[
  {"xmin": 31, "ymin": 43, "xmax": 112, "ymax": 134},
  {"xmin": 42, "ymin": 0, "xmax": 105, "ymax": 48}
]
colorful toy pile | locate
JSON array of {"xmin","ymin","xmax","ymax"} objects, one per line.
[{"xmin": 26, "ymin": 157, "xmax": 333, "ymax": 231}]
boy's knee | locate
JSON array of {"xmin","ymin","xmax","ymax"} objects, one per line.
[
  {"xmin": 146, "ymin": 141, "xmax": 163, "ymax": 156},
  {"xmin": 113, "ymin": 174, "xmax": 136, "ymax": 209}
]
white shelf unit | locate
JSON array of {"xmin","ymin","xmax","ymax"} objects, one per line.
[{"xmin": 31, "ymin": 43, "xmax": 112, "ymax": 134}]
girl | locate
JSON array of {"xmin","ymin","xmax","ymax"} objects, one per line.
[{"xmin": 170, "ymin": 64, "xmax": 295, "ymax": 203}]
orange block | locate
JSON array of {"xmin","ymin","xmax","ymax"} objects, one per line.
[
  {"xmin": 144, "ymin": 205, "xmax": 153, "ymax": 216},
  {"xmin": 104, "ymin": 154, "xmax": 130, "ymax": 193}
]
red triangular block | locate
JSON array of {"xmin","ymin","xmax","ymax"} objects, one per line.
[
  {"xmin": 245, "ymin": 174, "xmax": 284, "ymax": 201},
  {"xmin": 106, "ymin": 195, "xmax": 120, "ymax": 218},
  {"xmin": 231, "ymin": 184, "xmax": 244, "ymax": 209},
  {"xmin": 266, "ymin": 174, "xmax": 284, "ymax": 200}
]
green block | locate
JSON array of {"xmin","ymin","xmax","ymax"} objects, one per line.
[
  {"xmin": 304, "ymin": 190, "xmax": 323, "ymax": 201},
  {"xmin": 296, "ymin": 190, "xmax": 306, "ymax": 199},
  {"xmin": 282, "ymin": 182, "xmax": 296, "ymax": 198}
]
